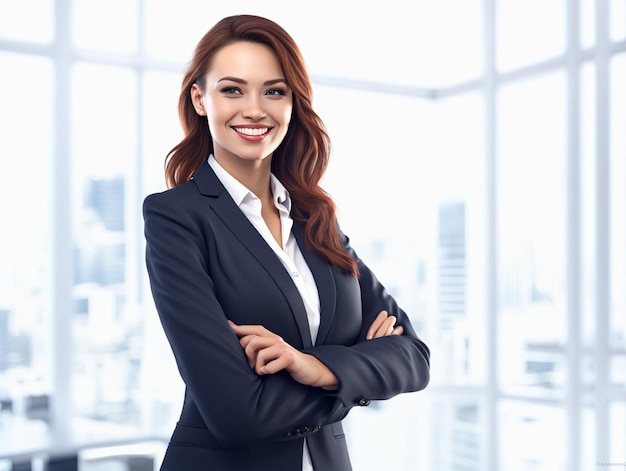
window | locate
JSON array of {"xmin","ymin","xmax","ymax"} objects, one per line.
[
  {"xmin": 0, "ymin": 52, "xmax": 54, "ymax": 451},
  {"xmin": 496, "ymin": 0, "xmax": 566, "ymax": 72},
  {"xmin": 1, "ymin": 1, "xmax": 625, "ymax": 470},
  {"xmin": 497, "ymin": 72, "xmax": 567, "ymax": 399},
  {"xmin": 0, "ymin": 0, "xmax": 53, "ymax": 43},
  {"xmin": 70, "ymin": 62, "xmax": 140, "ymax": 433}
]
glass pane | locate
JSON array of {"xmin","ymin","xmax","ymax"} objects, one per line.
[
  {"xmin": 581, "ymin": 0, "xmax": 596, "ymax": 50},
  {"xmin": 70, "ymin": 63, "xmax": 140, "ymax": 437},
  {"xmin": 610, "ymin": 54, "xmax": 626, "ymax": 349},
  {"xmin": 496, "ymin": 0, "xmax": 566, "ymax": 72},
  {"xmin": 428, "ymin": 93, "xmax": 487, "ymax": 387},
  {"xmin": 611, "ymin": 0, "xmax": 626, "ymax": 41},
  {"xmin": 0, "ymin": 53, "xmax": 53, "ymax": 451},
  {"xmin": 429, "ymin": 394, "xmax": 484, "ymax": 471},
  {"xmin": 0, "ymin": 0, "xmax": 53, "ymax": 43},
  {"xmin": 582, "ymin": 354, "xmax": 595, "ymax": 393},
  {"xmin": 346, "ymin": 392, "xmax": 483, "ymax": 471},
  {"xmin": 580, "ymin": 61, "xmax": 596, "ymax": 348},
  {"xmin": 346, "ymin": 393, "xmax": 434, "ymax": 471},
  {"xmin": 497, "ymin": 72, "xmax": 567, "ymax": 397},
  {"xmin": 145, "ymin": 1, "xmax": 481, "ymax": 87},
  {"xmin": 142, "ymin": 71, "xmax": 183, "ymax": 196},
  {"xmin": 611, "ymin": 355, "xmax": 626, "ymax": 391},
  {"xmin": 297, "ymin": 0, "xmax": 483, "ymax": 87},
  {"xmin": 610, "ymin": 402, "xmax": 626, "ymax": 462},
  {"xmin": 140, "ymin": 71, "xmax": 187, "ymax": 434},
  {"xmin": 144, "ymin": 0, "xmax": 215, "ymax": 62},
  {"xmin": 581, "ymin": 405, "xmax": 595, "ymax": 470},
  {"xmin": 420, "ymin": 0, "xmax": 483, "ymax": 86},
  {"xmin": 499, "ymin": 400, "xmax": 566, "ymax": 469},
  {"xmin": 72, "ymin": 0, "xmax": 138, "ymax": 54},
  {"xmin": 310, "ymin": 0, "xmax": 483, "ymax": 87}
]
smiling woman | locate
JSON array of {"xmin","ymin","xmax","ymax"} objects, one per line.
[
  {"xmin": 190, "ymin": 42, "xmax": 294, "ymax": 171},
  {"xmin": 143, "ymin": 14, "xmax": 430, "ymax": 471}
]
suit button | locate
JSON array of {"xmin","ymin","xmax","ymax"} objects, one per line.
[{"xmin": 357, "ymin": 398, "xmax": 371, "ymax": 406}]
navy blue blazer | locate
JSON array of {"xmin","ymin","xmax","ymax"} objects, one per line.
[{"xmin": 143, "ymin": 161, "xmax": 430, "ymax": 471}]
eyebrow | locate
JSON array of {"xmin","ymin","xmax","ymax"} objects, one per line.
[{"xmin": 216, "ymin": 76, "xmax": 287, "ymax": 86}]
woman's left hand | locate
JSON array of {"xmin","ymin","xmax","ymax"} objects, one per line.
[
  {"xmin": 366, "ymin": 310, "xmax": 404, "ymax": 340},
  {"xmin": 229, "ymin": 321, "xmax": 339, "ymax": 390}
]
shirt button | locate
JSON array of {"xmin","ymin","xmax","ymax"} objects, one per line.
[{"xmin": 292, "ymin": 271, "xmax": 299, "ymax": 277}]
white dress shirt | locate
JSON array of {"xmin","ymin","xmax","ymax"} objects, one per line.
[{"xmin": 208, "ymin": 155, "xmax": 319, "ymax": 471}]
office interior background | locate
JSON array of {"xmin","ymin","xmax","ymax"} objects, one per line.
[{"xmin": 0, "ymin": 0, "xmax": 625, "ymax": 470}]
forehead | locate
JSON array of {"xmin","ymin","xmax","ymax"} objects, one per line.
[{"xmin": 207, "ymin": 41, "xmax": 284, "ymax": 79}]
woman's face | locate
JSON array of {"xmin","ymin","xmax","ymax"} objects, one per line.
[{"xmin": 192, "ymin": 41, "xmax": 293, "ymax": 167}]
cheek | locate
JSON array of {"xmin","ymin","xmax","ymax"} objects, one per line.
[
  {"xmin": 205, "ymin": 103, "xmax": 234, "ymax": 134},
  {"xmin": 280, "ymin": 104, "xmax": 294, "ymax": 127},
  {"xmin": 205, "ymin": 96, "xmax": 234, "ymax": 120}
]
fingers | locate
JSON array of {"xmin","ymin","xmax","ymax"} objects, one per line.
[
  {"xmin": 229, "ymin": 321, "xmax": 283, "ymax": 368},
  {"xmin": 366, "ymin": 311, "xmax": 388, "ymax": 340},
  {"xmin": 246, "ymin": 338, "xmax": 296, "ymax": 375},
  {"xmin": 256, "ymin": 345, "xmax": 296, "ymax": 375},
  {"xmin": 229, "ymin": 322, "xmax": 293, "ymax": 374},
  {"xmin": 239, "ymin": 334, "xmax": 273, "ymax": 369},
  {"xmin": 392, "ymin": 325, "xmax": 404, "ymax": 336},
  {"xmin": 229, "ymin": 321, "xmax": 275, "ymax": 338},
  {"xmin": 227, "ymin": 320, "xmax": 337, "ymax": 388},
  {"xmin": 366, "ymin": 310, "xmax": 403, "ymax": 340}
]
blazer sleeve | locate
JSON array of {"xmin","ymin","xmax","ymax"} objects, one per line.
[
  {"xmin": 304, "ymin": 231, "xmax": 430, "ymax": 408},
  {"xmin": 143, "ymin": 191, "xmax": 348, "ymax": 447}
]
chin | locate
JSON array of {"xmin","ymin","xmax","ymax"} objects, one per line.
[
  {"xmin": 233, "ymin": 147, "xmax": 275, "ymax": 161},
  {"xmin": 236, "ymin": 153, "xmax": 271, "ymax": 162}
]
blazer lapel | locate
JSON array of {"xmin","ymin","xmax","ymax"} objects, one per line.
[
  {"xmin": 191, "ymin": 162, "xmax": 314, "ymax": 348},
  {"xmin": 292, "ymin": 224, "xmax": 337, "ymax": 345}
]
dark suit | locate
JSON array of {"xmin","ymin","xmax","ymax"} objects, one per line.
[{"xmin": 143, "ymin": 161, "xmax": 430, "ymax": 471}]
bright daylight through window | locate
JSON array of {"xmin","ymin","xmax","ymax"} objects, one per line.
[{"xmin": 0, "ymin": 1, "xmax": 625, "ymax": 470}]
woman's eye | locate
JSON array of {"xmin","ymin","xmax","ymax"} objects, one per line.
[
  {"xmin": 266, "ymin": 88, "xmax": 286, "ymax": 96},
  {"xmin": 220, "ymin": 87, "xmax": 241, "ymax": 95}
]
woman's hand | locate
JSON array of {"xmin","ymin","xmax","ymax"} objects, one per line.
[
  {"xmin": 366, "ymin": 310, "xmax": 404, "ymax": 340},
  {"xmin": 229, "ymin": 321, "xmax": 339, "ymax": 390}
]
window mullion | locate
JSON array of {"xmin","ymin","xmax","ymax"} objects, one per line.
[
  {"xmin": 50, "ymin": 0, "xmax": 74, "ymax": 448},
  {"xmin": 565, "ymin": 1, "xmax": 582, "ymax": 470},
  {"xmin": 594, "ymin": 0, "xmax": 611, "ymax": 464},
  {"xmin": 483, "ymin": 1, "xmax": 498, "ymax": 471}
]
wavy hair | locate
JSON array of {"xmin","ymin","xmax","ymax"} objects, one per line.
[{"xmin": 164, "ymin": 14, "xmax": 358, "ymax": 276}]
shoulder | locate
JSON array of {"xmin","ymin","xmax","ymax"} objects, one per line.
[
  {"xmin": 143, "ymin": 180, "xmax": 200, "ymax": 212},
  {"xmin": 143, "ymin": 162, "xmax": 223, "ymax": 210},
  {"xmin": 144, "ymin": 179, "xmax": 198, "ymax": 202},
  {"xmin": 142, "ymin": 181, "xmax": 212, "ymax": 233}
]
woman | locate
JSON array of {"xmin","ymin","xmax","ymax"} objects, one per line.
[{"xmin": 143, "ymin": 14, "xmax": 430, "ymax": 471}]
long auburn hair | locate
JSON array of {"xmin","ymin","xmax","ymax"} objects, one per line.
[{"xmin": 165, "ymin": 14, "xmax": 358, "ymax": 276}]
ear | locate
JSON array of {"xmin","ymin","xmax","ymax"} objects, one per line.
[{"xmin": 191, "ymin": 83, "xmax": 207, "ymax": 116}]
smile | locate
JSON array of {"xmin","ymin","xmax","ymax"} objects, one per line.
[{"xmin": 232, "ymin": 127, "xmax": 270, "ymax": 136}]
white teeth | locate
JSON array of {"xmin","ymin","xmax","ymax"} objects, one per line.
[{"xmin": 235, "ymin": 127, "xmax": 269, "ymax": 136}]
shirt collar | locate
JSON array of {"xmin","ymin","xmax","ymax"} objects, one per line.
[{"xmin": 207, "ymin": 154, "xmax": 291, "ymax": 213}]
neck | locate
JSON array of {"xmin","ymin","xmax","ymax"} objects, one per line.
[{"xmin": 214, "ymin": 153, "xmax": 273, "ymax": 200}]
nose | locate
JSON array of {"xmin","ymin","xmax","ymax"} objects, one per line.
[{"xmin": 242, "ymin": 96, "xmax": 267, "ymax": 121}]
